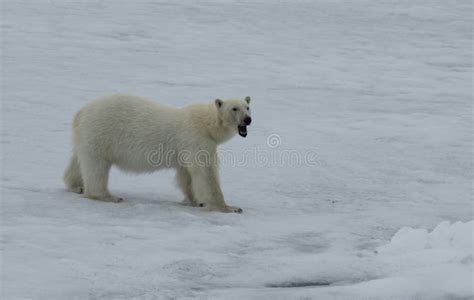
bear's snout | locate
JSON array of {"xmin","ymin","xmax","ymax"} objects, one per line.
[{"xmin": 244, "ymin": 117, "xmax": 252, "ymax": 125}]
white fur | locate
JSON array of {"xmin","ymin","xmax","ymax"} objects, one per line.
[{"xmin": 63, "ymin": 94, "xmax": 251, "ymax": 213}]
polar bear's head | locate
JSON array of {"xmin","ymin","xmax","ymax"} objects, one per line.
[{"xmin": 215, "ymin": 96, "xmax": 252, "ymax": 138}]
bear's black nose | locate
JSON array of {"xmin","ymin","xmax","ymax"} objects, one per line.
[{"xmin": 244, "ymin": 117, "xmax": 252, "ymax": 125}]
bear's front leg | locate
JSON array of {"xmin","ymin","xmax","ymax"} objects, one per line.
[
  {"xmin": 219, "ymin": 205, "xmax": 243, "ymax": 213},
  {"xmin": 188, "ymin": 165, "xmax": 242, "ymax": 213},
  {"xmin": 176, "ymin": 167, "xmax": 198, "ymax": 206}
]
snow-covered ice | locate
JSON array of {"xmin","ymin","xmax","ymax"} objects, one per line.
[{"xmin": 1, "ymin": 1, "xmax": 472, "ymax": 299}]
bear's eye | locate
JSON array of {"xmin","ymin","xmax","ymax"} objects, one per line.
[
  {"xmin": 232, "ymin": 107, "xmax": 238, "ymax": 111},
  {"xmin": 246, "ymin": 107, "xmax": 250, "ymax": 111}
]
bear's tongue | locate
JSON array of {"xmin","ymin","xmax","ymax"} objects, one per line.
[{"xmin": 238, "ymin": 125, "xmax": 247, "ymax": 138}]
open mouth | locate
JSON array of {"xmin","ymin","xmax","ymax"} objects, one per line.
[{"xmin": 238, "ymin": 125, "xmax": 248, "ymax": 138}]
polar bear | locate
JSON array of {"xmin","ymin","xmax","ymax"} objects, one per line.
[{"xmin": 63, "ymin": 94, "xmax": 252, "ymax": 213}]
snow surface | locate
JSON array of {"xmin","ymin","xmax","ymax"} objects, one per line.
[{"xmin": 1, "ymin": 0, "xmax": 472, "ymax": 299}]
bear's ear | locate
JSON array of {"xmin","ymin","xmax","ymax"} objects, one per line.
[
  {"xmin": 215, "ymin": 99, "xmax": 223, "ymax": 109},
  {"xmin": 245, "ymin": 96, "xmax": 251, "ymax": 104}
]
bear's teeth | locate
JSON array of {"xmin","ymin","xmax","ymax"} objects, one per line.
[{"xmin": 238, "ymin": 125, "xmax": 248, "ymax": 137}]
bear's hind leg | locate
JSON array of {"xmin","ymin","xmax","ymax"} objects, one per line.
[
  {"xmin": 79, "ymin": 154, "xmax": 122, "ymax": 203},
  {"xmin": 176, "ymin": 167, "xmax": 197, "ymax": 206},
  {"xmin": 63, "ymin": 152, "xmax": 84, "ymax": 193}
]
